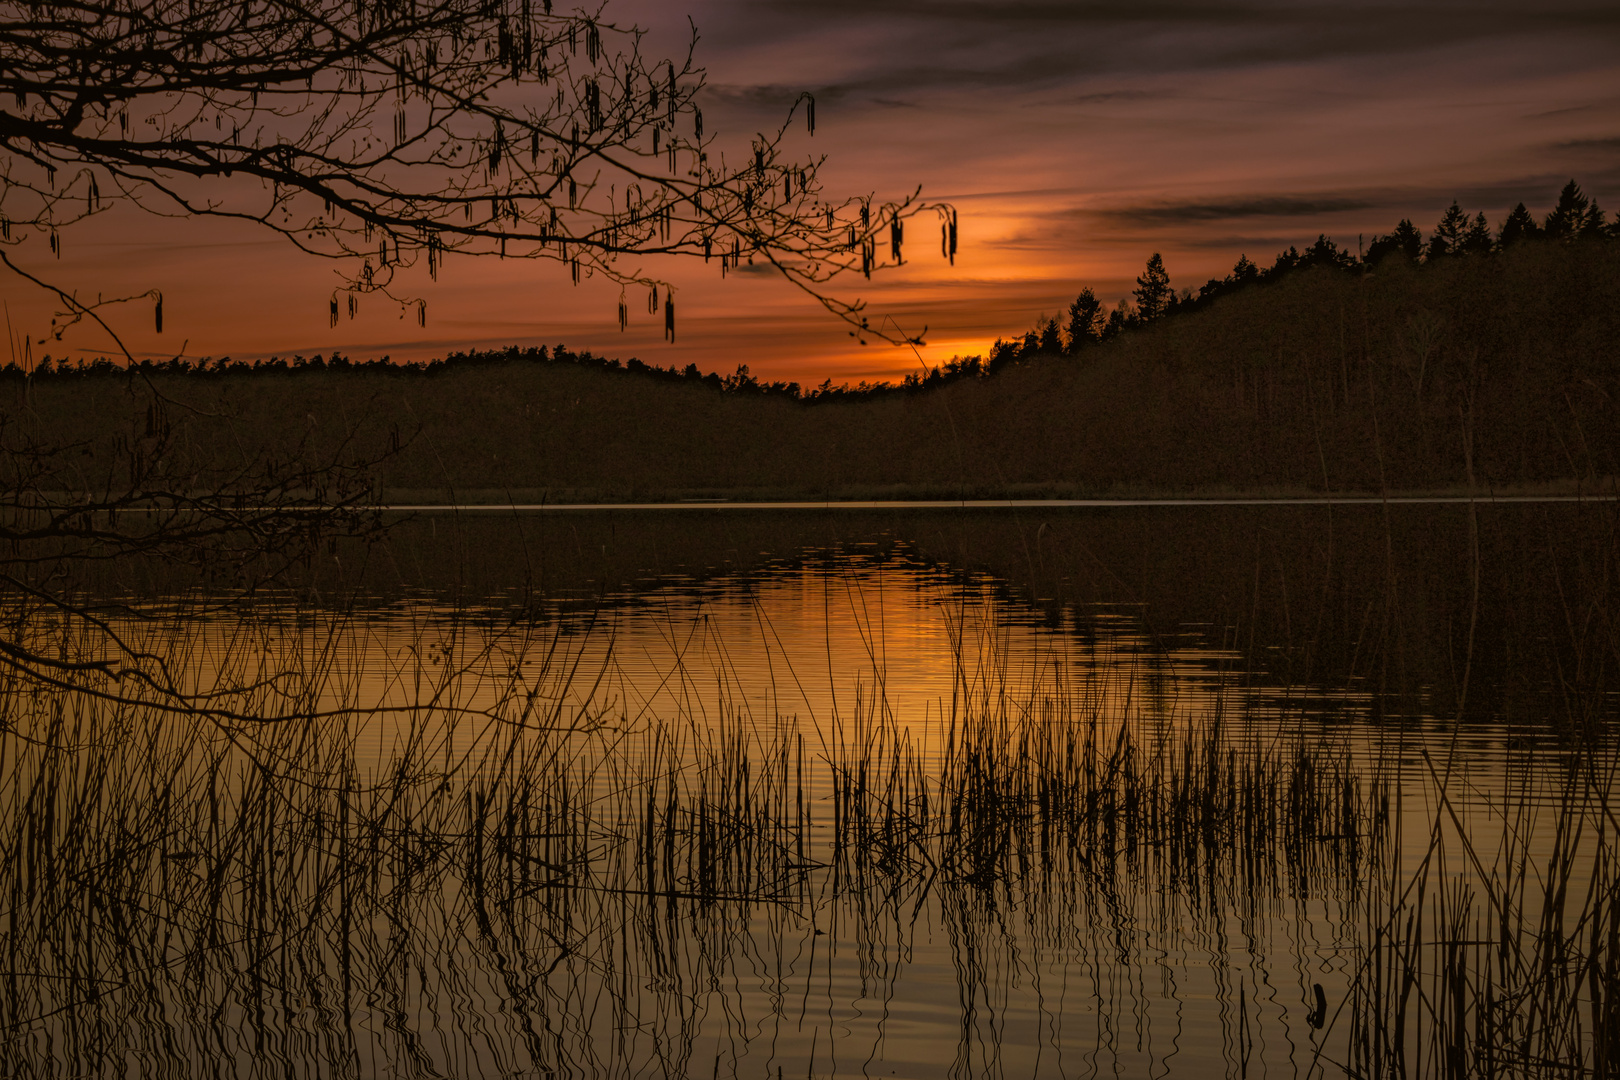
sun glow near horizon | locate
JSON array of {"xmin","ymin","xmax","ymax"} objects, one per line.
[{"xmin": 3, "ymin": 1, "xmax": 1618, "ymax": 386}]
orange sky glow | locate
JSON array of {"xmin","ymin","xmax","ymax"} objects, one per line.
[{"xmin": 5, "ymin": 1, "xmax": 1620, "ymax": 385}]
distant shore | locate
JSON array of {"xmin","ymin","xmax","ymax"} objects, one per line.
[
  {"xmin": 9, "ymin": 242, "xmax": 1620, "ymax": 506},
  {"xmin": 368, "ymin": 479, "xmax": 1619, "ymax": 509}
]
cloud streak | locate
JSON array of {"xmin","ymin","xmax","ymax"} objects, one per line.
[{"xmin": 1095, "ymin": 196, "xmax": 1378, "ymax": 225}]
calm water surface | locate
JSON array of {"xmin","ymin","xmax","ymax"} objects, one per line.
[{"xmin": 2, "ymin": 507, "xmax": 1612, "ymax": 1078}]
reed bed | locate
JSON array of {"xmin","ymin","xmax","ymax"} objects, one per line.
[
  {"xmin": 1335, "ymin": 738, "xmax": 1620, "ymax": 1079},
  {"xmin": 0, "ymin": 578, "xmax": 1607, "ymax": 1077}
]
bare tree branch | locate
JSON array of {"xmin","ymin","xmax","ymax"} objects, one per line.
[{"xmin": 0, "ymin": 0, "xmax": 950, "ymax": 341}]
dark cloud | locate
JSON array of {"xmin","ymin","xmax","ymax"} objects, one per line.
[
  {"xmin": 753, "ymin": 0, "xmax": 1620, "ymax": 32},
  {"xmin": 1073, "ymin": 90, "xmax": 1161, "ymax": 104},
  {"xmin": 700, "ymin": 50, "xmax": 1116, "ymax": 108},
  {"xmin": 1090, "ymin": 174, "xmax": 1620, "ymax": 233},
  {"xmin": 1096, "ymin": 196, "xmax": 1376, "ymax": 225},
  {"xmin": 700, "ymin": 82, "xmax": 854, "ymax": 108},
  {"xmin": 705, "ymin": 0, "xmax": 1620, "ymax": 87},
  {"xmin": 1556, "ymin": 137, "xmax": 1620, "ymax": 153}
]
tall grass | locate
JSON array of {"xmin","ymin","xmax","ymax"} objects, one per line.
[
  {"xmin": 1336, "ymin": 741, "xmax": 1620, "ymax": 1078},
  {"xmin": 0, "ymin": 584, "xmax": 1392, "ymax": 1076},
  {"xmin": 0, "ymin": 522, "xmax": 1614, "ymax": 1076}
]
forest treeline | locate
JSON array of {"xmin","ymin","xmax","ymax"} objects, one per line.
[
  {"xmin": 1001, "ymin": 178, "xmax": 1616, "ymax": 373},
  {"xmin": 14, "ymin": 179, "xmax": 1616, "ymax": 405},
  {"xmin": 10, "ymin": 180, "xmax": 1620, "ymax": 500}
]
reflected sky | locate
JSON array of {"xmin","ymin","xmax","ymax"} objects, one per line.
[{"xmin": 3, "ymin": 545, "xmax": 1597, "ymax": 1077}]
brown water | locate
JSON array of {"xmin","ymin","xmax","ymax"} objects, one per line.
[{"xmin": 0, "ymin": 506, "xmax": 1613, "ymax": 1078}]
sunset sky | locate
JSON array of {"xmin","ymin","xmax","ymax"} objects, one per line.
[{"xmin": 7, "ymin": 0, "xmax": 1620, "ymax": 384}]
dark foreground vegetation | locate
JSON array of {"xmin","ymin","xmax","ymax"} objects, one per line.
[
  {"xmin": 9, "ymin": 184, "xmax": 1620, "ymax": 501},
  {"xmin": 0, "ymin": 497, "xmax": 1616, "ymax": 1075}
]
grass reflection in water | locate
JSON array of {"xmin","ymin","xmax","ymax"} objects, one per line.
[{"xmin": 0, "ymin": 559, "xmax": 1612, "ymax": 1079}]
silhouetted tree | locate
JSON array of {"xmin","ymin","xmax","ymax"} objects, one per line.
[
  {"xmin": 1133, "ymin": 253, "xmax": 1172, "ymax": 322},
  {"xmin": 1064, "ymin": 288, "xmax": 1104, "ymax": 353},
  {"xmin": 0, "ymin": 0, "xmax": 958, "ymax": 719},
  {"xmin": 1461, "ymin": 212, "xmax": 1493, "ymax": 255},
  {"xmin": 1498, "ymin": 203, "xmax": 1542, "ymax": 247},
  {"xmin": 1267, "ymin": 246, "xmax": 1306, "ymax": 278},
  {"xmin": 987, "ymin": 337, "xmax": 1021, "ymax": 373},
  {"xmin": 1195, "ymin": 254, "xmax": 1261, "ymax": 304},
  {"xmin": 1545, "ymin": 180, "xmax": 1606, "ymax": 241},
  {"xmin": 1302, "ymin": 234, "xmax": 1356, "ymax": 270},
  {"xmin": 0, "ymin": 0, "xmax": 965, "ymax": 711},
  {"xmin": 0, "ymin": 0, "xmax": 945, "ymax": 349},
  {"xmin": 1102, "ymin": 300, "xmax": 1131, "ymax": 340},
  {"xmin": 1427, "ymin": 202, "xmax": 1470, "ymax": 259},
  {"xmin": 1365, "ymin": 220, "xmax": 1424, "ymax": 264},
  {"xmin": 1037, "ymin": 315, "xmax": 1062, "ymax": 356}
]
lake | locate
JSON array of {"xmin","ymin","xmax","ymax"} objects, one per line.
[{"xmin": 0, "ymin": 500, "xmax": 1613, "ymax": 1078}]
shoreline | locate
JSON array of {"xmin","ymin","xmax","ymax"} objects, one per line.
[{"xmin": 371, "ymin": 492, "xmax": 1620, "ymax": 512}]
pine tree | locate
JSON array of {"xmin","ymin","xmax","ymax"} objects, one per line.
[
  {"xmin": 1231, "ymin": 254, "xmax": 1259, "ymax": 284},
  {"xmin": 1545, "ymin": 180, "xmax": 1604, "ymax": 241},
  {"xmin": 1427, "ymin": 202, "xmax": 1469, "ymax": 259},
  {"xmin": 1133, "ymin": 253, "xmax": 1172, "ymax": 322},
  {"xmin": 988, "ymin": 338, "xmax": 1021, "ymax": 373},
  {"xmin": 1498, "ymin": 203, "xmax": 1541, "ymax": 247},
  {"xmin": 1585, "ymin": 198, "xmax": 1608, "ymax": 238},
  {"xmin": 1037, "ymin": 316, "xmax": 1062, "ymax": 355},
  {"xmin": 1461, "ymin": 212, "xmax": 1493, "ymax": 255},
  {"xmin": 1268, "ymin": 246, "xmax": 1303, "ymax": 277},
  {"xmin": 1365, "ymin": 219, "xmax": 1424, "ymax": 263},
  {"xmin": 1303, "ymin": 235, "xmax": 1355, "ymax": 270},
  {"xmin": 1064, "ymin": 288, "xmax": 1104, "ymax": 353},
  {"xmin": 1102, "ymin": 300, "xmax": 1131, "ymax": 340}
]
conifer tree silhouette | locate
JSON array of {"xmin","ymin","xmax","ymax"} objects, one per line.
[
  {"xmin": 1037, "ymin": 315, "xmax": 1062, "ymax": 356},
  {"xmin": 1499, "ymin": 203, "xmax": 1541, "ymax": 247},
  {"xmin": 1545, "ymin": 180, "xmax": 1606, "ymax": 241},
  {"xmin": 1302, "ymin": 235, "xmax": 1356, "ymax": 270},
  {"xmin": 1461, "ymin": 212, "xmax": 1493, "ymax": 255},
  {"xmin": 1133, "ymin": 253, "xmax": 1172, "ymax": 322},
  {"xmin": 1427, "ymin": 202, "xmax": 1470, "ymax": 259},
  {"xmin": 1064, "ymin": 288, "xmax": 1104, "ymax": 353},
  {"xmin": 1268, "ymin": 246, "xmax": 1303, "ymax": 276},
  {"xmin": 1102, "ymin": 300, "xmax": 1130, "ymax": 340},
  {"xmin": 1365, "ymin": 219, "xmax": 1424, "ymax": 263}
]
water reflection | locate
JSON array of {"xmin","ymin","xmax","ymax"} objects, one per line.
[{"xmin": 0, "ymin": 538, "xmax": 1611, "ymax": 1077}]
